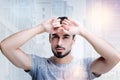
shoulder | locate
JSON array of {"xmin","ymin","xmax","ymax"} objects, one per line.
[
  {"xmin": 71, "ymin": 57, "xmax": 95, "ymax": 65},
  {"xmin": 83, "ymin": 57, "xmax": 101, "ymax": 78},
  {"xmin": 28, "ymin": 54, "xmax": 48, "ymax": 65},
  {"xmin": 29, "ymin": 54, "xmax": 47, "ymax": 60}
]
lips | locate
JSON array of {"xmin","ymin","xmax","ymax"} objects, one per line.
[
  {"xmin": 56, "ymin": 48, "xmax": 63, "ymax": 50},
  {"xmin": 56, "ymin": 47, "xmax": 65, "ymax": 52}
]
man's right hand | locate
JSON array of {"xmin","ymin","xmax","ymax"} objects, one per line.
[{"xmin": 41, "ymin": 18, "xmax": 61, "ymax": 34}]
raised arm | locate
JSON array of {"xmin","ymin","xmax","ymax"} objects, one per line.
[
  {"xmin": 0, "ymin": 18, "xmax": 61, "ymax": 70},
  {"xmin": 0, "ymin": 24, "xmax": 45, "ymax": 70},
  {"xmin": 62, "ymin": 19, "xmax": 120, "ymax": 75},
  {"xmin": 80, "ymin": 30, "xmax": 120, "ymax": 75}
]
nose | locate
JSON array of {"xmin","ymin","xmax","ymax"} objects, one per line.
[{"xmin": 58, "ymin": 38, "xmax": 63, "ymax": 46}]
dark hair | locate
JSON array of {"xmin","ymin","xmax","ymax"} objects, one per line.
[{"xmin": 58, "ymin": 16, "xmax": 68, "ymax": 24}]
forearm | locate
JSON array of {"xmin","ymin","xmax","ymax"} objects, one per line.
[
  {"xmin": 80, "ymin": 30, "xmax": 120, "ymax": 63},
  {"xmin": 1, "ymin": 24, "xmax": 45, "ymax": 50}
]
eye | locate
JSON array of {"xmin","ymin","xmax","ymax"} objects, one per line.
[
  {"xmin": 63, "ymin": 36, "xmax": 69, "ymax": 39},
  {"xmin": 52, "ymin": 35, "xmax": 59, "ymax": 39}
]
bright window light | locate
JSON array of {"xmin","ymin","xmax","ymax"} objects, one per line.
[{"xmin": 87, "ymin": 4, "xmax": 114, "ymax": 31}]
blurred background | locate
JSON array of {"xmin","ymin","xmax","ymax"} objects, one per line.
[{"xmin": 0, "ymin": 0, "xmax": 120, "ymax": 80}]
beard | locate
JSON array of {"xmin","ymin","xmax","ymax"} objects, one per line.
[{"xmin": 52, "ymin": 49, "xmax": 71, "ymax": 58}]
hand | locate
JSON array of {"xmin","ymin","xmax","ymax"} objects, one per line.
[
  {"xmin": 62, "ymin": 19, "xmax": 86, "ymax": 35},
  {"xmin": 41, "ymin": 18, "xmax": 61, "ymax": 33}
]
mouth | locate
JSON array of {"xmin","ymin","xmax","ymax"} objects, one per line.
[{"xmin": 56, "ymin": 47, "xmax": 65, "ymax": 52}]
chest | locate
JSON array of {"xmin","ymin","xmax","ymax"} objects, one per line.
[{"xmin": 39, "ymin": 64, "xmax": 89, "ymax": 80}]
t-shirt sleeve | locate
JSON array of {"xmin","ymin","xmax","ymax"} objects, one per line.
[
  {"xmin": 84, "ymin": 57, "xmax": 101, "ymax": 80},
  {"xmin": 25, "ymin": 54, "xmax": 46, "ymax": 77}
]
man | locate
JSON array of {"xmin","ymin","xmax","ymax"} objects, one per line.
[{"xmin": 0, "ymin": 17, "xmax": 120, "ymax": 80}]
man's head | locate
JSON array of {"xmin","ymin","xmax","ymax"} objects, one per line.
[{"xmin": 49, "ymin": 17, "xmax": 75, "ymax": 58}]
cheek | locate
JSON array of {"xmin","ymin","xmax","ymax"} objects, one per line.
[
  {"xmin": 50, "ymin": 41, "xmax": 57, "ymax": 49},
  {"xmin": 65, "ymin": 41, "xmax": 74, "ymax": 48},
  {"xmin": 50, "ymin": 39, "xmax": 57, "ymax": 45}
]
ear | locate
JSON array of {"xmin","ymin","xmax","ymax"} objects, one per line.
[
  {"xmin": 72, "ymin": 36, "xmax": 76, "ymax": 43},
  {"xmin": 49, "ymin": 34, "xmax": 51, "ymax": 43}
]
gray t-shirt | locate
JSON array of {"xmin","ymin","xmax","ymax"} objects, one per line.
[{"xmin": 26, "ymin": 55, "xmax": 97, "ymax": 80}]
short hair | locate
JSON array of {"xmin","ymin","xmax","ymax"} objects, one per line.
[{"xmin": 58, "ymin": 16, "xmax": 68, "ymax": 24}]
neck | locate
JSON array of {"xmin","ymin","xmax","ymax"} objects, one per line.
[{"xmin": 52, "ymin": 53, "xmax": 73, "ymax": 64}]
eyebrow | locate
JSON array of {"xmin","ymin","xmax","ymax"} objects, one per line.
[
  {"xmin": 63, "ymin": 34, "xmax": 70, "ymax": 37},
  {"xmin": 51, "ymin": 34, "xmax": 58, "ymax": 36},
  {"xmin": 51, "ymin": 34, "xmax": 58, "ymax": 37},
  {"xmin": 51, "ymin": 34, "xmax": 70, "ymax": 37}
]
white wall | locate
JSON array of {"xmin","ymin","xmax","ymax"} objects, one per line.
[{"xmin": 0, "ymin": 0, "xmax": 120, "ymax": 80}]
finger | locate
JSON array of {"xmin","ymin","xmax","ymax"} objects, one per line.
[
  {"xmin": 52, "ymin": 22, "xmax": 59, "ymax": 26},
  {"xmin": 62, "ymin": 24, "xmax": 69, "ymax": 31},
  {"xmin": 63, "ymin": 19, "xmax": 71, "ymax": 24},
  {"xmin": 61, "ymin": 19, "xmax": 71, "ymax": 25},
  {"xmin": 52, "ymin": 18, "xmax": 60, "ymax": 23},
  {"xmin": 50, "ymin": 17, "xmax": 59, "ymax": 23},
  {"xmin": 62, "ymin": 28, "xmax": 70, "ymax": 34},
  {"xmin": 52, "ymin": 22, "xmax": 61, "ymax": 27},
  {"xmin": 50, "ymin": 27, "xmax": 59, "ymax": 34},
  {"xmin": 54, "ymin": 25, "xmax": 61, "ymax": 27},
  {"xmin": 52, "ymin": 18, "xmax": 61, "ymax": 27},
  {"xmin": 67, "ymin": 18, "xmax": 80, "ymax": 26},
  {"xmin": 51, "ymin": 27, "xmax": 63, "ymax": 34}
]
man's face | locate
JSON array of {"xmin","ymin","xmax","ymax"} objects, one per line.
[{"xmin": 49, "ymin": 32, "xmax": 75, "ymax": 58}]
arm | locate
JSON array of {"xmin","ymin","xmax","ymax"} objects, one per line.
[
  {"xmin": 62, "ymin": 19, "xmax": 120, "ymax": 75},
  {"xmin": 0, "ymin": 18, "xmax": 61, "ymax": 70},
  {"xmin": 0, "ymin": 25, "xmax": 45, "ymax": 70},
  {"xmin": 81, "ymin": 30, "xmax": 120, "ymax": 75}
]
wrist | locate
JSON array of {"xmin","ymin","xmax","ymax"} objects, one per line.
[
  {"xmin": 36, "ymin": 24, "xmax": 46, "ymax": 34},
  {"xmin": 78, "ymin": 28, "xmax": 88, "ymax": 37}
]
